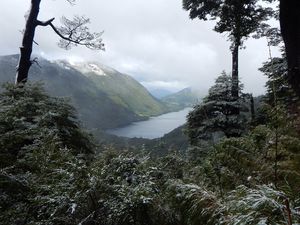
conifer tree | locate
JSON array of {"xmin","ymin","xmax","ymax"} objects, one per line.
[
  {"xmin": 187, "ymin": 72, "xmax": 248, "ymax": 145},
  {"xmin": 182, "ymin": 0, "xmax": 272, "ymax": 112},
  {"xmin": 260, "ymin": 53, "xmax": 296, "ymax": 105}
]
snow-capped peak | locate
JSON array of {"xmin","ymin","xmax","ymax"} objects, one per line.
[
  {"xmin": 87, "ymin": 63, "xmax": 106, "ymax": 76},
  {"xmin": 64, "ymin": 61, "xmax": 108, "ymax": 76}
]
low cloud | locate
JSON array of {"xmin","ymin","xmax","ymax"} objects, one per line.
[
  {"xmin": 0, "ymin": 0, "xmax": 280, "ymax": 96},
  {"xmin": 141, "ymin": 80, "xmax": 188, "ymax": 92}
]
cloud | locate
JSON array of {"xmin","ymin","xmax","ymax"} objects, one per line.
[
  {"xmin": 0, "ymin": 0, "xmax": 280, "ymax": 95},
  {"xmin": 141, "ymin": 80, "xmax": 188, "ymax": 92}
]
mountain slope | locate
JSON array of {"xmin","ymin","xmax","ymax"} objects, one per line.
[
  {"xmin": 147, "ymin": 88, "xmax": 174, "ymax": 99},
  {"xmin": 68, "ymin": 61, "xmax": 166, "ymax": 117},
  {"xmin": 0, "ymin": 55, "xmax": 167, "ymax": 129},
  {"xmin": 162, "ymin": 87, "xmax": 200, "ymax": 111}
]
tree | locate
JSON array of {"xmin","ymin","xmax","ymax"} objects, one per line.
[
  {"xmin": 16, "ymin": 0, "xmax": 104, "ymax": 84},
  {"xmin": 258, "ymin": 24, "xmax": 300, "ymax": 131},
  {"xmin": 260, "ymin": 52, "xmax": 300, "ymax": 110},
  {"xmin": 279, "ymin": 1, "xmax": 300, "ymax": 98},
  {"xmin": 0, "ymin": 83, "xmax": 95, "ymax": 156},
  {"xmin": 182, "ymin": 0, "xmax": 272, "ymax": 107},
  {"xmin": 0, "ymin": 83, "xmax": 94, "ymax": 224},
  {"xmin": 259, "ymin": 49, "xmax": 300, "ymax": 188},
  {"xmin": 186, "ymin": 72, "xmax": 248, "ymax": 146}
]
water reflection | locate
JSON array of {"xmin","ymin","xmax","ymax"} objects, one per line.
[{"xmin": 106, "ymin": 108, "xmax": 192, "ymax": 139}]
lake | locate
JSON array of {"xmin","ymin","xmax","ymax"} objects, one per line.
[{"xmin": 106, "ymin": 107, "xmax": 192, "ymax": 139}]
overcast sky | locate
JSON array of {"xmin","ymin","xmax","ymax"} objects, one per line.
[{"xmin": 0, "ymin": 0, "xmax": 280, "ymax": 95}]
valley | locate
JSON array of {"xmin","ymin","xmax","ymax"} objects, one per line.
[
  {"xmin": 0, "ymin": 54, "xmax": 200, "ymax": 141},
  {"xmin": 3, "ymin": 1, "xmax": 300, "ymax": 224},
  {"xmin": 106, "ymin": 107, "xmax": 192, "ymax": 139}
]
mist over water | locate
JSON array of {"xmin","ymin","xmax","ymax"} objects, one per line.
[{"xmin": 107, "ymin": 108, "xmax": 192, "ymax": 139}]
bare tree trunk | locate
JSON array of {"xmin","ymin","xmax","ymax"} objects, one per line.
[
  {"xmin": 232, "ymin": 43, "xmax": 239, "ymax": 99},
  {"xmin": 250, "ymin": 94, "xmax": 255, "ymax": 122},
  {"xmin": 231, "ymin": 41, "xmax": 240, "ymax": 115},
  {"xmin": 16, "ymin": 0, "xmax": 41, "ymax": 84},
  {"xmin": 280, "ymin": 0, "xmax": 300, "ymax": 97}
]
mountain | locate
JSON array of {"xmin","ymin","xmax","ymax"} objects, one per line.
[
  {"xmin": 69, "ymin": 61, "xmax": 166, "ymax": 117},
  {"xmin": 146, "ymin": 88, "xmax": 174, "ymax": 99},
  {"xmin": 0, "ymin": 55, "xmax": 167, "ymax": 129},
  {"xmin": 162, "ymin": 87, "xmax": 201, "ymax": 111}
]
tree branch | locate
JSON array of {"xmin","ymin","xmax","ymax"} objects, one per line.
[
  {"xmin": 49, "ymin": 22, "xmax": 72, "ymax": 41},
  {"xmin": 36, "ymin": 18, "xmax": 55, "ymax": 26},
  {"xmin": 36, "ymin": 16, "xmax": 104, "ymax": 51},
  {"xmin": 50, "ymin": 17, "xmax": 104, "ymax": 50},
  {"xmin": 66, "ymin": 0, "xmax": 76, "ymax": 6},
  {"xmin": 49, "ymin": 22, "xmax": 99, "ymax": 49}
]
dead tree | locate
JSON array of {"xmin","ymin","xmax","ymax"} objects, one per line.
[{"xmin": 16, "ymin": 0, "xmax": 104, "ymax": 84}]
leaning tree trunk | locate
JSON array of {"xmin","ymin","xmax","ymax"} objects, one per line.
[
  {"xmin": 279, "ymin": 0, "xmax": 300, "ymax": 97},
  {"xmin": 16, "ymin": 0, "xmax": 41, "ymax": 84}
]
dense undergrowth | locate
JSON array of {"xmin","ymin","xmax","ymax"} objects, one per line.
[{"xmin": 0, "ymin": 82, "xmax": 300, "ymax": 225}]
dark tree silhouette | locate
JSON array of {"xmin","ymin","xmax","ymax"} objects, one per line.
[
  {"xmin": 182, "ymin": 0, "xmax": 272, "ymax": 108},
  {"xmin": 16, "ymin": 0, "xmax": 104, "ymax": 84},
  {"xmin": 279, "ymin": 0, "xmax": 300, "ymax": 97}
]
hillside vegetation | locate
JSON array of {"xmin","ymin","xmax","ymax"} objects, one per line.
[
  {"xmin": 0, "ymin": 55, "xmax": 168, "ymax": 130},
  {"xmin": 1, "ymin": 64, "xmax": 300, "ymax": 224},
  {"xmin": 1, "ymin": 0, "xmax": 300, "ymax": 224}
]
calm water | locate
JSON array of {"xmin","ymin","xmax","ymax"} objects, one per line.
[{"xmin": 106, "ymin": 108, "xmax": 192, "ymax": 139}]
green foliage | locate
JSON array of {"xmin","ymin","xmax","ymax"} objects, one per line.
[
  {"xmin": 1, "ymin": 73, "xmax": 300, "ymax": 225},
  {"xmin": 259, "ymin": 52, "xmax": 300, "ymax": 132},
  {"xmin": 186, "ymin": 136, "xmax": 259, "ymax": 196},
  {"xmin": 182, "ymin": 0, "xmax": 273, "ymax": 47},
  {"xmin": 81, "ymin": 150, "xmax": 177, "ymax": 225},
  {"xmin": 165, "ymin": 180, "xmax": 226, "ymax": 225},
  {"xmin": 1, "ymin": 1, "xmax": 300, "ymax": 223},
  {"xmin": 259, "ymin": 53, "xmax": 296, "ymax": 105},
  {"xmin": 187, "ymin": 72, "xmax": 249, "ymax": 145},
  {"xmin": 0, "ymin": 82, "xmax": 94, "ymax": 157},
  {"xmin": 226, "ymin": 185, "xmax": 300, "ymax": 224},
  {"xmin": 0, "ymin": 82, "xmax": 94, "ymax": 225},
  {"xmin": 186, "ymin": 113, "xmax": 300, "ymax": 195},
  {"xmin": 1, "ymin": 151, "xmax": 87, "ymax": 225}
]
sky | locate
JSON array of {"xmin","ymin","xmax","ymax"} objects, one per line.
[{"xmin": 0, "ymin": 0, "xmax": 280, "ymax": 95}]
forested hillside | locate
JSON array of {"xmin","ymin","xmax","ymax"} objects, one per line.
[
  {"xmin": 1, "ymin": 81, "xmax": 299, "ymax": 224},
  {"xmin": 0, "ymin": 55, "xmax": 167, "ymax": 129}
]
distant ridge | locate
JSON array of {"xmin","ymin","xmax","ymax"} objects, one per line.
[{"xmin": 162, "ymin": 87, "xmax": 201, "ymax": 111}]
